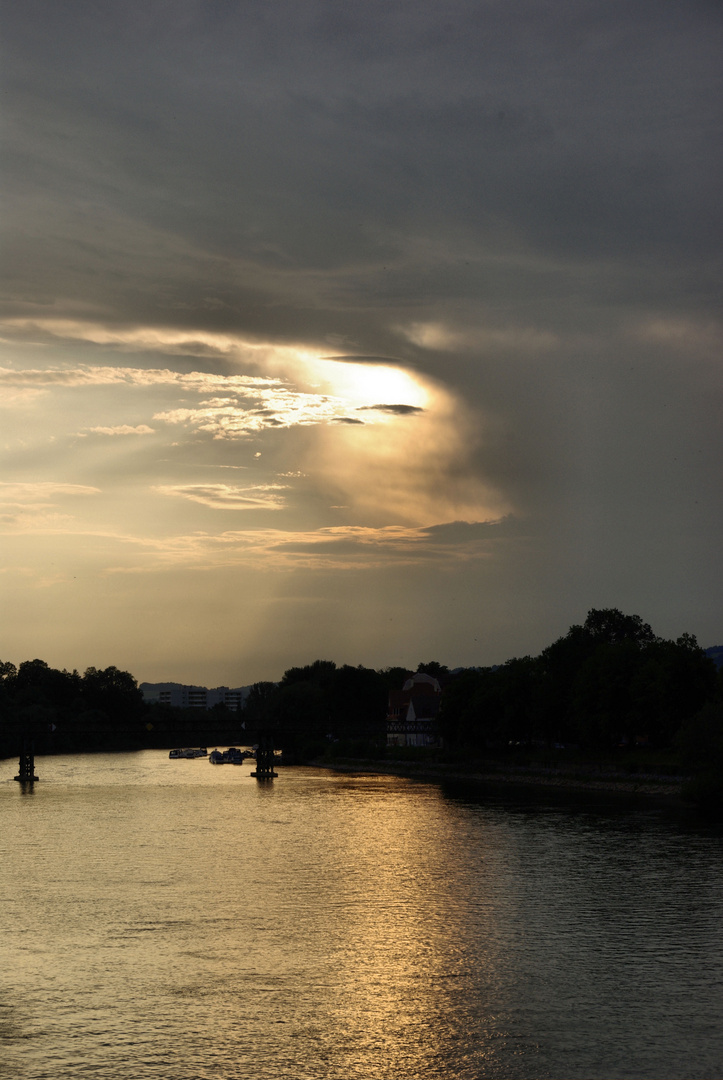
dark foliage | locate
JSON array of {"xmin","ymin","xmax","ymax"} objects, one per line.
[
  {"xmin": 245, "ymin": 661, "xmax": 389, "ymax": 760},
  {"xmin": 0, "ymin": 661, "xmax": 146, "ymax": 755},
  {"xmin": 438, "ymin": 609, "xmax": 719, "ymax": 760}
]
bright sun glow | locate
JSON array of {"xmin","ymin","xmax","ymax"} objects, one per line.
[{"xmin": 303, "ymin": 357, "xmax": 431, "ymax": 411}]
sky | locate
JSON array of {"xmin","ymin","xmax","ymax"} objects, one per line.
[{"xmin": 1, "ymin": 0, "xmax": 721, "ymax": 686}]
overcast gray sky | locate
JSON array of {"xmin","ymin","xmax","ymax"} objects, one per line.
[{"xmin": 1, "ymin": 0, "xmax": 721, "ymax": 684}]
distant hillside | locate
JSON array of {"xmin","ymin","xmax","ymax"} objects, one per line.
[{"xmin": 705, "ymin": 646, "xmax": 723, "ymax": 669}]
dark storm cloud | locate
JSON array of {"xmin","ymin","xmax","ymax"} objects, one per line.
[
  {"xmin": 2, "ymin": 0, "xmax": 720, "ymax": 334},
  {"xmin": 322, "ymin": 356, "xmax": 411, "ymax": 365},
  {"xmin": 358, "ymin": 405, "xmax": 424, "ymax": 415},
  {"xmin": 424, "ymin": 518, "xmax": 522, "ymax": 543}
]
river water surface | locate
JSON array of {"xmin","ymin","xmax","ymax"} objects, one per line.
[{"xmin": 1, "ymin": 752, "xmax": 722, "ymax": 1079}]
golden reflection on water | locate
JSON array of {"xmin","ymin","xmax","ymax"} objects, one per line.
[{"xmin": 300, "ymin": 774, "xmax": 506, "ymax": 1078}]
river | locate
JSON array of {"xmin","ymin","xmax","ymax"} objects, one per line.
[{"xmin": 1, "ymin": 751, "xmax": 722, "ymax": 1079}]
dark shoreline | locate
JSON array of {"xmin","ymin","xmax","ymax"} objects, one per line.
[{"xmin": 311, "ymin": 757, "xmax": 689, "ymax": 805}]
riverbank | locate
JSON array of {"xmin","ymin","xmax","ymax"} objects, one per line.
[{"xmin": 311, "ymin": 756, "xmax": 689, "ymax": 803}]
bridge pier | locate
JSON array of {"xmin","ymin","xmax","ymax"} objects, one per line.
[
  {"xmin": 250, "ymin": 733, "xmax": 277, "ymax": 779},
  {"xmin": 15, "ymin": 742, "xmax": 39, "ymax": 783}
]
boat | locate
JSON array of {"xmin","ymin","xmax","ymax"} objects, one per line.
[
  {"xmin": 208, "ymin": 747, "xmax": 254, "ymax": 764},
  {"xmin": 169, "ymin": 747, "xmax": 208, "ymax": 759}
]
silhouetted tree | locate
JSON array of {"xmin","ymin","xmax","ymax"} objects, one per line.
[
  {"xmin": 581, "ymin": 608, "xmax": 657, "ymax": 646},
  {"xmin": 243, "ymin": 681, "xmax": 277, "ymax": 732},
  {"xmin": 416, "ymin": 661, "xmax": 449, "ymax": 678},
  {"xmin": 441, "ymin": 610, "xmax": 717, "ymax": 755},
  {"xmin": 281, "ymin": 660, "xmax": 337, "ymax": 688}
]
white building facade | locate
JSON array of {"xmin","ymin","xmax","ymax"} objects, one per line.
[{"xmin": 141, "ymin": 683, "xmax": 245, "ymax": 711}]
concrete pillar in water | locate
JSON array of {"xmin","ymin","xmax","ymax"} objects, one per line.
[
  {"xmin": 15, "ymin": 742, "xmax": 39, "ymax": 783},
  {"xmin": 251, "ymin": 733, "xmax": 278, "ymax": 779}
]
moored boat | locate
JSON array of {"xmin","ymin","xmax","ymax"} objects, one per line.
[{"xmin": 208, "ymin": 747, "xmax": 254, "ymax": 764}]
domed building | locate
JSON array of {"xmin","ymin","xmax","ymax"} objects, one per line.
[{"xmin": 386, "ymin": 672, "xmax": 442, "ymax": 748}]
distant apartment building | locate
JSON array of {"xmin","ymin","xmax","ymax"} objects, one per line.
[
  {"xmin": 386, "ymin": 672, "xmax": 442, "ymax": 748},
  {"xmin": 140, "ymin": 683, "xmax": 246, "ymax": 711}
]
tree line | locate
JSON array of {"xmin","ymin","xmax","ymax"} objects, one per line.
[
  {"xmin": 0, "ymin": 659, "xmax": 147, "ymax": 756},
  {"xmin": 2, "ymin": 611, "xmax": 722, "ymax": 791},
  {"xmin": 439, "ymin": 609, "xmax": 719, "ymax": 753}
]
